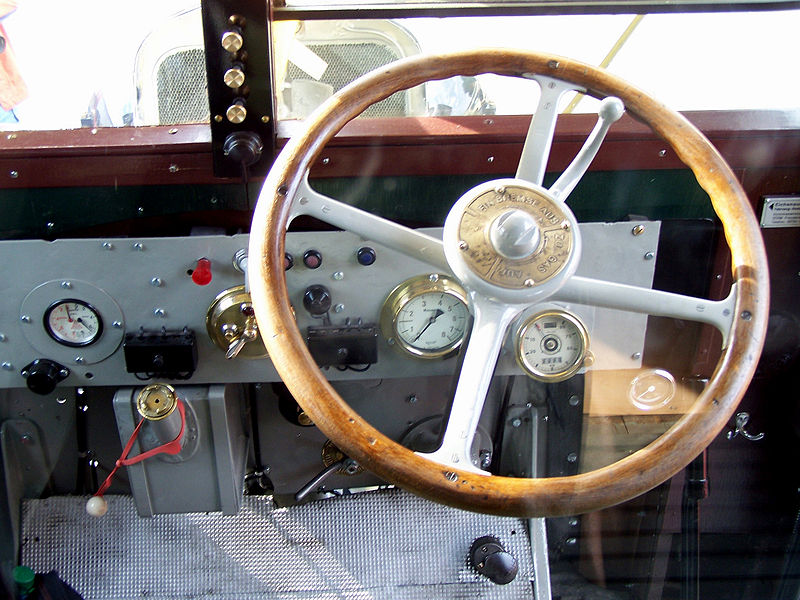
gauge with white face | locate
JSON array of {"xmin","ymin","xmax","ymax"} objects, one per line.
[
  {"xmin": 517, "ymin": 310, "xmax": 589, "ymax": 381},
  {"xmin": 43, "ymin": 299, "xmax": 103, "ymax": 347},
  {"xmin": 381, "ymin": 274, "xmax": 469, "ymax": 359}
]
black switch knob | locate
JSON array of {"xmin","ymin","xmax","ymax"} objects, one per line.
[
  {"xmin": 21, "ymin": 359, "xmax": 70, "ymax": 395},
  {"xmin": 470, "ymin": 535, "xmax": 518, "ymax": 585},
  {"xmin": 303, "ymin": 249, "xmax": 322, "ymax": 269},
  {"xmin": 303, "ymin": 285, "xmax": 332, "ymax": 316},
  {"xmin": 356, "ymin": 246, "xmax": 376, "ymax": 266}
]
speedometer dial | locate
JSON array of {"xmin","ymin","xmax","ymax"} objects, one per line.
[
  {"xmin": 381, "ymin": 274, "xmax": 469, "ymax": 359},
  {"xmin": 517, "ymin": 310, "xmax": 589, "ymax": 382},
  {"xmin": 43, "ymin": 299, "xmax": 103, "ymax": 347}
]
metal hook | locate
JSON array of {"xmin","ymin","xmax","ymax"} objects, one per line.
[{"xmin": 727, "ymin": 412, "xmax": 765, "ymax": 442}]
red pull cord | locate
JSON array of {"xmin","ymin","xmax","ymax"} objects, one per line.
[{"xmin": 94, "ymin": 397, "xmax": 186, "ymax": 499}]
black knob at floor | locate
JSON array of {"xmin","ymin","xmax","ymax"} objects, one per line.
[{"xmin": 470, "ymin": 535, "xmax": 519, "ymax": 585}]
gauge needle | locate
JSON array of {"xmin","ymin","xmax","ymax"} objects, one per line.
[
  {"xmin": 76, "ymin": 317, "xmax": 94, "ymax": 332},
  {"xmin": 66, "ymin": 306, "xmax": 74, "ymax": 322},
  {"xmin": 413, "ymin": 309, "xmax": 444, "ymax": 342}
]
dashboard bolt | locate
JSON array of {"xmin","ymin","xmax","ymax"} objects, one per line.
[
  {"xmin": 2, "ymin": 362, "xmax": 13, "ymax": 371},
  {"xmin": 101, "ymin": 242, "xmax": 114, "ymax": 250},
  {"xmin": 74, "ymin": 357, "xmax": 85, "ymax": 365},
  {"xmin": 154, "ymin": 308, "xmax": 166, "ymax": 318},
  {"xmin": 631, "ymin": 352, "xmax": 642, "ymax": 360},
  {"xmin": 458, "ymin": 241, "xmax": 469, "ymax": 251},
  {"xmin": 332, "ymin": 271, "xmax": 344, "ymax": 281},
  {"xmin": 333, "ymin": 303, "xmax": 344, "ymax": 313},
  {"xmin": 644, "ymin": 251, "xmax": 655, "ymax": 260},
  {"xmin": 566, "ymin": 452, "xmax": 578, "ymax": 463},
  {"xmin": 568, "ymin": 394, "xmax": 580, "ymax": 406},
  {"xmin": 524, "ymin": 279, "xmax": 535, "ymax": 287},
  {"xmin": 632, "ymin": 225, "xmax": 645, "ymax": 236},
  {"xmin": 561, "ymin": 220, "xmax": 570, "ymax": 230},
  {"xmin": 20, "ymin": 315, "xmax": 31, "ymax": 324},
  {"xmin": 112, "ymin": 321, "xmax": 122, "ymax": 329},
  {"xmin": 511, "ymin": 418, "xmax": 522, "ymax": 428},
  {"xmin": 565, "ymin": 537, "xmax": 578, "ymax": 546},
  {"xmin": 0, "ymin": 333, "xmax": 6, "ymax": 342},
  {"xmin": 60, "ymin": 281, "xmax": 72, "ymax": 289},
  {"xmin": 9, "ymin": 170, "xmax": 18, "ymax": 178},
  {"xmin": 428, "ymin": 273, "xmax": 439, "ymax": 282},
  {"xmin": 407, "ymin": 394, "xmax": 418, "ymax": 404},
  {"xmin": 133, "ymin": 242, "xmax": 145, "ymax": 251},
  {"xmin": 151, "ymin": 277, "xmax": 163, "ymax": 287},
  {"xmin": 56, "ymin": 397, "xmax": 68, "ymax": 404}
]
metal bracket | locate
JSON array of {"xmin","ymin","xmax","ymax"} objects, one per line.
[
  {"xmin": 201, "ymin": 0, "xmax": 275, "ymax": 178},
  {"xmin": 727, "ymin": 411, "xmax": 765, "ymax": 442}
]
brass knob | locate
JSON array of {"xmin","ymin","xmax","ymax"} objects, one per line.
[
  {"xmin": 226, "ymin": 101, "xmax": 247, "ymax": 124},
  {"xmin": 221, "ymin": 30, "xmax": 243, "ymax": 53},
  {"xmin": 223, "ymin": 67, "xmax": 245, "ymax": 89}
]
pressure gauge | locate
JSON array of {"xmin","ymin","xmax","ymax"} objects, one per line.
[
  {"xmin": 516, "ymin": 310, "xmax": 589, "ymax": 382},
  {"xmin": 43, "ymin": 299, "xmax": 103, "ymax": 347},
  {"xmin": 380, "ymin": 274, "xmax": 469, "ymax": 359}
]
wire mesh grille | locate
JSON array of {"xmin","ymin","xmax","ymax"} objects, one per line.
[{"xmin": 156, "ymin": 49, "xmax": 209, "ymax": 124}]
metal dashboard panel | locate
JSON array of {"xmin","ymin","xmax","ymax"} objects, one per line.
[{"xmin": 0, "ymin": 222, "xmax": 658, "ymax": 391}]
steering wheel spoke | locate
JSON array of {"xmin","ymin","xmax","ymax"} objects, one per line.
[
  {"xmin": 556, "ymin": 275, "xmax": 737, "ymax": 345},
  {"xmin": 421, "ymin": 294, "xmax": 523, "ymax": 473},
  {"xmin": 291, "ymin": 176, "xmax": 449, "ymax": 271},
  {"xmin": 516, "ymin": 75, "xmax": 583, "ymax": 185}
]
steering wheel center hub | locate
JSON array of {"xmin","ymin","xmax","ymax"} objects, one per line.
[
  {"xmin": 451, "ymin": 181, "xmax": 577, "ymax": 291},
  {"xmin": 489, "ymin": 209, "xmax": 541, "ymax": 259}
]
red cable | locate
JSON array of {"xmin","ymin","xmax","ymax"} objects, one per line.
[{"xmin": 94, "ymin": 397, "xmax": 186, "ymax": 498}]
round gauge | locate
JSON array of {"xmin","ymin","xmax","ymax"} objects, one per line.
[
  {"xmin": 380, "ymin": 274, "xmax": 469, "ymax": 359},
  {"xmin": 43, "ymin": 299, "xmax": 103, "ymax": 347},
  {"xmin": 517, "ymin": 310, "xmax": 589, "ymax": 382}
]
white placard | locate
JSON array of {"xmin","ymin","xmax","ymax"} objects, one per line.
[{"xmin": 761, "ymin": 196, "xmax": 800, "ymax": 228}]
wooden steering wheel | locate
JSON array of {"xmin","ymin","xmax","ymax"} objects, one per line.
[{"xmin": 248, "ymin": 49, "xmax": 768, "ymax": 517}]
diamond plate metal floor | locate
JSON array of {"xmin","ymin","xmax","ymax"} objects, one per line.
[{"xmin": 21, "ymin": 489, "xmax": 534, "ymax": 599}]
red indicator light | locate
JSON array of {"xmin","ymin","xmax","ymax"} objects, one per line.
[{"xmin": 192, "ymin": 258, "xmax": 213, "ymax": 286}]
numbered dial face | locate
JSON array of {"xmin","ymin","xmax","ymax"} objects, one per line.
[
  {"xmin": 43, "ymin": 299, "xmax": 103, "ymax": 347},
  {"xmin": 381, "ymin": 275, "xmax": 469, "ymax": 359},
  {"xmin": 517, "ymin": 311, "xmax": 589, "ymax": 382}
]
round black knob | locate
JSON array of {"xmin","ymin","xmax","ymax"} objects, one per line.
[
  {"xmin": 284, "ymin": 252, "xmax": 294, "ymax": 271},
  {"xmin": 21, "ymin": 359, "xmax": 70, "ymax": 395},
  {"xmin": 303, "ymin": 285, "xmax": 332, "ymax": 316},
  {"xmin": 470, "ymin": 535, "xmax": 518, "ymax": 585}
]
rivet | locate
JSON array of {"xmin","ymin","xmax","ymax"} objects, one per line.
[
  {"xmin": 568, "ymin": 394, "xmax": 580, "ymax": 406},
  {"xmin": 631, "ymin": 352, "xmax": 642, "ymax": 360},
  {"xmin": 333, "ymin": 303, "xmax": 344, "ymax": 313},
  {"xmin": 458, "ymin": 241, "xmax": 469, "ymax": 251},
  {"xmin": 486, "ymin": 156, "xmax": 495, "ymax": 163},
  {"xmin": 524, "ymin": 279, "xmax": 535, "ymax": 287},
  {"xmin": 1, "ymin": 362, "xmax": 13, "ymax": 371},
  {"xmin": 9, "ymin": 170, "xmax": 19, "ymax": 178},
  {"xmin": 741, "ymin": 311, "xmax": 752, "ymax": 321},
  {"xmin": 321, "ymin": 157, "xmax": 330, "ymax": 165},
  {"xmin": 644, "ymin": 251, "xmax": 655, "ymax": 260},
  {"xmin": 565, "ymin": 537, "xmax": 578, "ymax": 546},
  {"xmin": 60, "ymin": 281, "xmax": 72, "ymax": 289},
  {"xmin": 407, "ymin": 394, "xmax": 418, "ymax": 404},
  {"xmin": 332, "ymin": 271, "xmax": 344, "ymax": 281},
  {"xmin": 428, "ymin": 273, "xmax": 439, "ymax": 282},
  {"xmin": 154, "ymin": 308, "xmax": 166, "ymax": 318},
  {"xmin": 102, "ymin": 242, "xmax": 114, "ymax": 250},
  {"xmin": 137, "ymin": 207, "xmax": 144, "ymax": 215},
  {"xmin": 566, "ymin": 452, "xmax": 578, "ymax": 463},
  {"xmin": 658, "ymin": 149, "xmax": 667, "ymax": 157},
  {"xmin": 20, "ymin": 315, "xmax": 31, "ymax": 324},
  {"xmin": 168, "ymin": 128, "xmax": 178, "ymax": 135},
  {"xmin": 151, "ymin": 277, "xmax": 163, "ymax": 287},
  {"xmin": 169, "ymin": 164, "xmax": 179, "ymax": 173},
  {"xmin": 46, "ymin": 222, "xmax": 55, "ymax": 230},
  {"xmin": 74, "ymin": 356, "xmax": 85, "ymax": 365},
  {"xmin": 561, "ymin": 221, "xmax": 570, "ymax": 230},
  {"xmin": 112, "ymin": 321, "xmax": 123, "ymax": 329},
  {"xmin": 511, "ymin": 418, "xmax": 522, "ymax": 428},
  {"xmin": 133, "ymin": 242, "xmax": 145, "ymax": 251}
]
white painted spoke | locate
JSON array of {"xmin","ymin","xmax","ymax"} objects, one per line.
[
  {"xmin": 420, "ymin": 294, "xmax": 523, "ymax": 473},
  {"xmin": 516, "ymin": 76, "xmax": 582, "ymax": 186},
  {"xmin": 548, "ymin": 97, "xmax": 624, "ymax": 203},
  {"xmin": 555, "ymin": 276, "xmax": 737, "ymax": 345},
  {"xmin": 291, "ymin": 176, "xmax": 449, "ymax": 272}
]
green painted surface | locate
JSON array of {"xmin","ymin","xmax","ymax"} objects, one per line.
[{"xmin": 0, "ymin": 169, "xmax": 713, "ymax": 240}]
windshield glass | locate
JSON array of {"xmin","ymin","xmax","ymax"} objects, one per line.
[{"xmin": 1, "ymin": 3, "xmax": 798, "ymax": 130}]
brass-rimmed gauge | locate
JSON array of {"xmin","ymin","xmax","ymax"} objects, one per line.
[
  {"xmin": 516, "ymin": 310, "xmax": 589, "ymax": 382},
  {"xmin": 43, "ymin": 299, "xmax": 103, "ymax": 347},
  {"xmin": 380, "ymin": 274, "xmax": 469, "ymax": 359}
]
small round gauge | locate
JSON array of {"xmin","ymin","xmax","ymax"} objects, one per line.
[
  {"xmin": 516, "ymin": 310, "xmax": 589, "ymax": 382},
  {"xmin": 43, "ymin": 299, "xmax": 103, "ymax": 347},
  {"xmin": 381, "ymin": 274, "xmax": 469, "ymax": 359}
]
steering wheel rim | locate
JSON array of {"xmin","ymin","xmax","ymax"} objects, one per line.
[{"xmin": 248, "ymin": 49, "xmax": 769, "ymax": 517}]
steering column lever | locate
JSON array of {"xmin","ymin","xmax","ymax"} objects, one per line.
[
  {"xmin": 548, "ymin": 97, "xmax": 625, "ymax": 202},
  {"xmin": 294, "ymin": 457, "xmax": 359, "ymax": 503}
]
